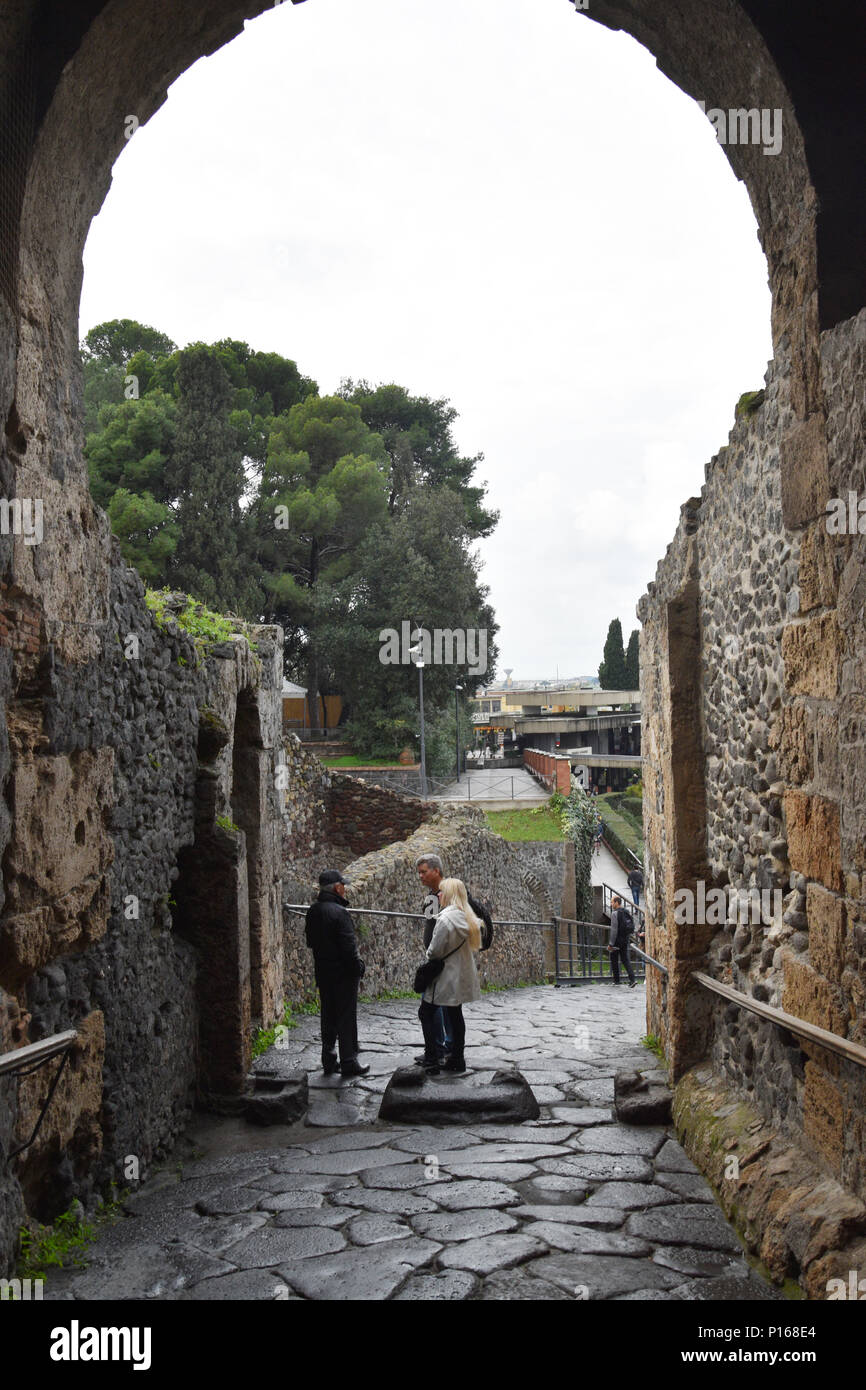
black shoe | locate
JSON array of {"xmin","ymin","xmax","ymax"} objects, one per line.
[
  {"xmin": 322, "ymin": 1056, "xmax": 339, "ymax": 1075},
  {"xmin": 628, "ymin": 981, "xmax": 636, "ymax": 989},
  {"xmin": 443, "ymin": 1058, "xmax": 467, "ymax": 1073},
  {"xmin": 339, "ymin": 1061, "xmax": 370, "ymax": 1077}
]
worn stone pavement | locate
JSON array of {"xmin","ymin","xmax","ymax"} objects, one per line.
[{"xmin": 44, "ymin": 985, "xmax": 783, "ymax": 1302}]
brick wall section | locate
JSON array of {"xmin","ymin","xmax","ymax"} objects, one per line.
[{"xmin": 523, "ymin": 748, "xmax": 571, "ymax": 794}]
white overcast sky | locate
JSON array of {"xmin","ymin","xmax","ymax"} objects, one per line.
[{"xmin": 79, "ymin": 0, "xmax": 773, "ymax": 681}]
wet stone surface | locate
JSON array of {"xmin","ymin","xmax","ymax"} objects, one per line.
[{"xmin": 42, "ymin": 986, "xmax": 784, "ymax": 1302}]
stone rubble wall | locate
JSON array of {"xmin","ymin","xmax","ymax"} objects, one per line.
[
  {"xmin": 639, "ymin": 309, "xmax": 866, "ymax": 1218},
  {"xmin": 282, "ymin": 805, "xmax": 550, "ymax": 1007},
  {"xmin": 0, "ymin": 557, "xmax": 285, "ymax": 1272}
]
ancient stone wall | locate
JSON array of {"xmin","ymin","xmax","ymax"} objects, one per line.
[
  {"xmin": 639, "ymin": 308, "xmax": 866, "ymax": 1216},
  {"xmin": 0, "ymin": 563, "xmax": 285, "ymax": 1272},
  {"xmin": 282, "ymin": 805, "xmax": 549, "ymax": 1007}
]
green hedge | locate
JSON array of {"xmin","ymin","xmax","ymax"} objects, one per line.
[{"xmin": 597, "ymin": 793, "xmax": 644, "ymax": 865}]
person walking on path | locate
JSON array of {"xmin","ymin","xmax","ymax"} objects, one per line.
[
  {"xmin": 418, "ymin": 878, "xmax": 481, "ymax": 1074},
  {"xmin": 608, "ymin": 893, "xmax": 636, "ymax": 988},
  {"xmin": 627, "ymin": 865, "xmax": 644, "ymax": 907},
  {"xmin": 304, "ymin": 870, "xmax": 369, "ymax": 1077}
]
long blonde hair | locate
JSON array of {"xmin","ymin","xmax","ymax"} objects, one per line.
[{"xmin": 438, "ymin": 878, "xmax": 482, "ymax": 950}]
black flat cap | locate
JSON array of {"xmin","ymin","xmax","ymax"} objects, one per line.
[{"xmin": 319, "ymin": 870, "xmax": 346, "ymax": 887}]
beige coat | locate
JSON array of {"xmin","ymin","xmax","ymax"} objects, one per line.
[{"xmin": 423, "ymin": 905, "xmax": 481, "ymax": 1006}]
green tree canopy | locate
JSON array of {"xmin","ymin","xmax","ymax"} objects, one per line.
[
  {"xmin": 83, "ymin": 318, "xmax": 177, "ymax": 369},
  {"xmin": 625, "ymin": 628, "xmax": 640, "ymax": 689}
]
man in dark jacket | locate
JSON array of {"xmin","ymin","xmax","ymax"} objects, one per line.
[
  {"xmin": 305, "ymin": 870, "xmax": 369, "ymax": 1077},
  {"xmin": 608, "ymin": 894, "xmax": 636, "ymax": 987}
]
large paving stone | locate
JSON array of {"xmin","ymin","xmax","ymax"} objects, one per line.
[
  {"xmin": 538, "ymin": 1155, "xmax": 654, "ymax": 1183},
  {"xmin": 303, "ymin": 1130, "xmax": 405, "ymax": 1153},
  {"xmin": 393, "ymin": 1129, "xmax": 480, "ymax": 1153},
  {"xmin": 655, "ymin": 1140, "xmax": 700, "ymax": 1174},
  {"xmin": 271, "ymin": 1147, "xmax": 414, "ymax": 1175},
  {"xmin": 654, "ymin": 1171, "xmax": 716, "ymax": 1203},
  {"xmin": 652, "ymin": 1245, "xmax": 750, "ymax": 1279},
  {"xmin": 519, "ymin": 1177, "xmax": 589, "ymax": 1202},
  {"xmin": 551, "ymin": 1107, "xmax": 614, "ymax": 1126},
  {"xmin": 466, "ymin": 1124, "xmax": 576, "ymax": 1144},
  {"xmin": 434, "ymin": 1142, "xmax": 570, "ymax": 1165},
  {"xmin": 526, "ymin": 1253, "xmax": 682, "ymax": 1299},
  {"xmin": 614, "ymin": 1070, "xmax": 672, "ymax": 1125},
  {"xmin": 393, "ymin": 1271, "xmax": 476, "ymax": 1301},
  {"xmin": 411, "ymin": 1208, "xmax": 519, "ymax": 1242},
  {"xmin": 223, "ymin": 1224, "xmax": 347, "ymax": 1266},
  {"xmin": 274, "ymin": 1206, "xmax": 357, "ymax": 1228},
  {"xmin": 331, "ymin": 1188, "xmax": 439, "ymax": 1216},
  {"xmin": 304, "ymin": 1101, "xmax": 364, "ymax": 1127},
  {"xmin": 571, "ymin": 1080, "xmax": 616, "ymax": 1105},
  {"xmin": 576, "ymin": 1125, "xmax": 668, "ymax": 1157},
  {"xmin": 444, "ymin": 1163, "xmax": 538, "ymax": 1182},
  {"xmin": 530, "ymin": 1087, "xmax": 566, "ymax": 1104},
  {"xmin": 280, "ymin": 1239, "xmax": 442, "ymax": 1301},
  {"xmin": 586, "ymin": 1182, "xmax": 681, "ymax": 1211},
  {"xmin": 512, "ymin": 1205, "xmax": 625, "ymax": 1230},
  {"xmin": 378, "ymin": 1067, "xmax": 541, "ymax": 1124},
  {"xmin": 246, "ymin": 1172, "xmax": 359, "ymax": 1194},
  {"xmin": 359, "ymin": 1162, "xmax": 447, "ymax": 1190},
  {"xmin": 626, "ymin": 1203, "xmax": 743, "ymax": 1252},
  {"xmin": 438, "ymin": 1233, "xmax": 547, "ymax": 1275},
  {"xmin": 256, "ymin": 1190, "xmax": 325, "ymax": 1211},
  {"xmin": 345, "ymin": 1215, "xmax": 413, "ymax": 1246},
  {"xmin": 522, "ymin": 1222, "xmax": 652, "ymax": 1256},
  {"xmin": 183, "ymin": 1212, "xmax": 270, "ymax": 1254},
  {"xmin": 475, "ymin": 1268, "xmax": 573, "ymax": 1301},
  {"xmin": 179, "ymin": 1269, "xmax": 298, "ymax": 1300},
  {"xmin": 430, "ymin": 1181, "xmax": 522, "ymax": 1211},
  {"xmin": 195, "ymin": 1188, "xmax": 269, "ymax": 1216}
]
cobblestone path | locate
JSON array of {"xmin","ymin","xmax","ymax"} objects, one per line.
[{"xmin": 44, "ymin": 986, "xmax": 782, "ymax": 1302}]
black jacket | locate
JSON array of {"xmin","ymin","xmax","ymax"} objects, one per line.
[
  {"xmin": 610, "ymin": 907, "xmax": 634, "ymax": 950},
  {"xmin": 305, "ymin": 889, "xmax": 365, "ymax": 977}
]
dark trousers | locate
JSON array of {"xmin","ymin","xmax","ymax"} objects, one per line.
[
  {"xmin": 419, "ymin": 1000, "xmax": 465, "ymax": 1062},
  {"xmin": 610, "ymin": 943, "xmax": 635, "ymax": 985},
  {"xmin": 317, "ymin": 970, "xmax": 359, "ymax": 1066}
]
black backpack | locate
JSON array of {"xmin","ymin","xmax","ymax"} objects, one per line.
[
  {"xmin": 468, "ymin": 893, "xmax": 494, "ymax": 951},
  {"xmin": 618, "ymin": 907, "xmax": 635, "ymax": 937}
]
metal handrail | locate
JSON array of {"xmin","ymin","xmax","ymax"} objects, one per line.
[
  {"xmin": 284, "ymin": 903, "xmax": 558, "ymax": 929},
  {"xmin": 694, "ymin": 972, "xmax": 866, "ymax": 1069},
  {"xmin": 1, "ymin": 1030, "xmax": 78, "ymax": 1160}
]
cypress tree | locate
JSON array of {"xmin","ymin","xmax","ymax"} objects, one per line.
[
  {"xmin": 625, "ymin": 628, "xmax": 640, "ymax": 689},
  {"xmin": 598, "ymin": 618, "xmax": 628, "ymax": 689}
]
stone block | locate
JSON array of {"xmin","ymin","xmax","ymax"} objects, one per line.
[
  {"xmin": 241, "ymin": 1069, "xmax": 308, "ymax": 1126},
  {"xmin": 806, "ymin": 883, "xmax": 846, "ymax": 983},
  {"xmin": 781, "ymin": 613, "xmax": 840, "ymax": 700},
  {"xmin": 783, "ymin": 791, "xmax": 842, "ymax": 890},
  {"xmin": 780, "ymin": 414, "xmax": 829, "ymax": 530},
  {"xmin": 780, "ymin": 952, "xmax": 847, "ymax": 1036},
  {"xmin": 798, "ymin": 521, "xmax": 839, "ymax": 613},
  {"xmin": 803, "ymin": 1061, "xmax": 844, "ymax": 1172},
  {"xmin": 378, "ymin": 1067, "xmax": 540, "ymax": 1125},
  {"xmin": 614, "ymin": 1070, "xmax": 673, "ymax": 1125}
]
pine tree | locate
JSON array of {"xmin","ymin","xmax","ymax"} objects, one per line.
[
  {"xmin": 598, "ymin": 618, "xmax": 628, "ymax": 690},
  {"xmin": 625, "ymin": 628, "xmax": 640, "ymax": 689}
]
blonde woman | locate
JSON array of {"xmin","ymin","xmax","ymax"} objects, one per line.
[{"xmin": 418, "ymin": 877, "xmax": 481, "ymax": 1074}]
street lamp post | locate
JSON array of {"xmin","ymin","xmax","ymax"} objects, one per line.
[
  {"xmin": 454, "ymin": 683, "xmax": 464, "ymax": 781},
  {"xmin": 408, "ymin": 635, "xmax": 428, "ymax": 797}
]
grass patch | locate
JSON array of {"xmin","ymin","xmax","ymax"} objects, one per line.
[
  {"xmin": 640, "ymin": 1032, "xmax": 666, "ymax": 1062},
  {"xmin": 359, "ymin": 987, "xmax": 417, "ymax": 1002},
  {"xmin": 251, "ymin": 995, "xmax": 321, "ymax": 1057},
  {"xmin": 16, "ymin": 1193, "xmax": 126, "ymax": 1285},
  {"xmin": 145, "ymin": 589, "xmax": 241, "ymax": 666},
  {"xmin": 484, "ymin": 800, "xmax": 566, "ymax": 841}
]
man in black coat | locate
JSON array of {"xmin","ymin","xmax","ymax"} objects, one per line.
[
  {"xmin": 608, "ymin": 894, "xmax": 636, "ymax": 988},
  {"xmin": 305, "ymin": 870, "xmax": 369, "ymax": 1077}
]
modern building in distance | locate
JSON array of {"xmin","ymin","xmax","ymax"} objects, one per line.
[{"xmin": 471, "ymin": 678, "xmax": 640, "ymax": 792}]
